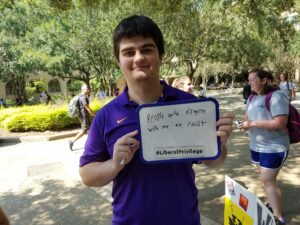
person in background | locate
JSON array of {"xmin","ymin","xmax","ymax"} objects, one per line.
[
  {"xmin": 113, "ymin": 88, "xmax": 120, "ymax": 96},
  {"xmin": 97, "ymin": 89, "xmax": 107, "ymax": 100},
  {"xmin": 238, "ymin": 67, "xmax": 288, "ymax": 225},
  {"xmin": 79, "ymin": 15, "xmax": 234, "ymax": 225},
  {"xmin": 198, "ymin": 84, "xmax": 207, "ymax": 98},
  {"xmin": 15, "ymin": 97, "xmax": 22, "ymax": 106},
  {"xmin": 171, "ymin": 75, "xmax": 194, "ymax": 94},
  {"xmin": 242, "ymin": 79, "xmax": 252, "ymax": 104},
  {"xmin": 278, "ymin": 71, "xmax": 296, "ymax": 102},
  {"xmin": 44, "ymin": 91, "xmax": 51, "ymax": 105},
  {"xmin": 69, "ymin": 85, "xmax": 95, "ymax": 151},
  {"xmin": 39, "ymin": 92, "xmax": 44, "ymax": 104},
  {"xmin": 30, "ymin": 96, "xmax": 35, "ymax": 102},
  {"xmin": 0, "ymin": 207, "xmax": 10, "ymax": 225},
  {"xmin": 0, "ymin": 99, "xmax": 7, "ymax": 108}
]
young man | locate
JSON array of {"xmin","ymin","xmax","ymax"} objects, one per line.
[
  {"xmin": 69, "ymin": 84, "xmax": 95, "ymax": 151},
  {"xmin": 79, "ymin": 15, "xmax": 234, "ymax": 225}
]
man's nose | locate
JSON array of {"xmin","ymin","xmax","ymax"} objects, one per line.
[{"xmin": 135, "ymin": 52, "xmax": 145, "ymax": 62}]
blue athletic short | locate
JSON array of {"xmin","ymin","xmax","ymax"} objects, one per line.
[{"xmin": 250, "ymin": 150, "xmax": 288, "ymax": 169}]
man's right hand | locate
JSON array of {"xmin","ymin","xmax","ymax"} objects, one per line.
[
  {"xmin": 79, "ymin": 130, "xmax": 140, "ymax": 187},
  {"xmin": 112, "ymin": 130, "xmax": 140, "ymax": 170}
]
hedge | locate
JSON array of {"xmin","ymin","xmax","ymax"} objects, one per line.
[{"xmin": 0, "ymin": 98, "xmax": 112, "ymax": 132}]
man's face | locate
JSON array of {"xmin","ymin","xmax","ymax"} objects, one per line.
[{"xmin": 118, "ymin": 36, "xmax": 163, "ymax": 84}]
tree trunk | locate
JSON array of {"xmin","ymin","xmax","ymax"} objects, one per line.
[
  {"xmin": 186, "ymin": 60, "xmax": 198, "ymax": 80},
  {"xmin": 20, "ymin": 79, "xmax": 28, "ymax": 102}
]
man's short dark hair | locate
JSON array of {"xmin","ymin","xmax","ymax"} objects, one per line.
[{"xmin": 113, "ymin": 15, "xmax": 165, "ymax": 61}]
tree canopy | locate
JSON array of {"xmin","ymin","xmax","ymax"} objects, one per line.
[{"xmin": 0, "ymin": 0, "xmax": 299, "ymax": 100}]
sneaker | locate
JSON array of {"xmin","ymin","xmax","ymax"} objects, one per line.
[
  {"xmin": 275, "ymin": 218, "xmax": 286, "ymax": 225},
  {"xmin": 265, "ymin": 203, "xmax": 273, "ymax": 213},
  {"xmin": 69, "ymin": 140, "xmax": 74, "ymax": 151}
]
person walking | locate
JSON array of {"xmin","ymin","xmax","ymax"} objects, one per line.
[
  {"xmin": 69, "ymin": 85, "xmax": 95, "ymax": 151},
  {"xmin": 44, "ymin": 91, "xmax": 51, "ymax": 105},
  {"xmin": 79, "ymin": 15, "xmax": 234, "ymax": 225},
  {"xmin": 15, "ymin": 97, "xmax": 22, "ymax": 106},
  {"xmin": 238, "ymin": 67, "xmax": 289, "ymax": 225},
  {"xmin": 278, "ymin": 71, "xmax": 296, "ymax": 102},
  {"xmin": 0, "ymin": 99, "xmax": 7, "ymax": 108}
]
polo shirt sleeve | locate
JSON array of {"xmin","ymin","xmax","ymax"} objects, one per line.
[
  {"xmin": 80, "ymin": 112, "xmax": 110, "ymax": 166},
  {"xmin": 270, "ymin": 91, "xmax": 289, "ymax": 117}
]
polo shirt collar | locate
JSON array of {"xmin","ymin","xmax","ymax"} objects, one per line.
[{"xmin": 117, "ymin": 80, "xmax": 177, "ymax": 106}]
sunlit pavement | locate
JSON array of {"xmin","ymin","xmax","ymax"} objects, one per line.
[
  {"xmin": 0, "ymin": 137, "xmax": 219, "ymax": 225},
  {"xmin": 0, "ymin": 91, "xmax": 299, "ymax": 225}
]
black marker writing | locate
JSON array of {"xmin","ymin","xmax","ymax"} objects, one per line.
[
  {"xmin": 187, "ymin": 120, "xmax": 207, "ymax": 127},
  {"xmin": 162, "ymin": 124, "xmax": 169, "ymax": 129},
  {"xmin": 147, "ymin": 112, "xmax": 164, "ymax": 124},
  {"xmin": 168, "ymin": 109, "xmax": 179, "ymax": 118},
  {"xmin": 186, "ymin": 107, "xmax": 206, "ymax": 116},
  {"xmin": 148, "ymin": 125, "xmax": 159, "ymax": 132}
]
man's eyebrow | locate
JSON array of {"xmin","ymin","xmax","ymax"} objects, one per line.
[
  {"xmin": 121, "ymin": 47, "xmax": 134, "ymax": 53},
  {"xmin": 141, "ymin": 43, "xmax": 156, "ymax": 48},
  {"xmin": 121, "ymin": 43, "xmax": 156, "ymax": 52}
]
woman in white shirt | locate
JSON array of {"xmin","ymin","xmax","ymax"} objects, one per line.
[
  {"xmin": 279, "ymin": 71, "xmax": 296, "ymax": 102},
  {"xmin": 239, "ymin": 68, "xmax": 289, "ymax": 225}
]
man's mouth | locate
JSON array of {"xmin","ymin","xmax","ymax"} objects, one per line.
[{"xmin": 134, "ymin": 66, "xmax": 149, "ymax": 70}]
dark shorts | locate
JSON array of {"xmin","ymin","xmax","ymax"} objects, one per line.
[
  {"xmin": 250, "ymin": 150, "xmax": 288, "ymax": 169},
  {"xmin": 79, "ymin": 116, "xmax": 91, "ymax": 132}
]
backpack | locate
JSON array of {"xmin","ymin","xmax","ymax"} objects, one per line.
[
  {"xmin": 249, "ymin": 92, "xmax": 300, "ymax": 144},
  {"xmin": 68, "ymin": 95, "xmax": 80, "ymax": 118}
]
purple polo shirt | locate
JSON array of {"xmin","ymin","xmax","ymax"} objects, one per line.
[{"xmin": 80, "ymin": 81, "xmax": 201, "ymax": 225}]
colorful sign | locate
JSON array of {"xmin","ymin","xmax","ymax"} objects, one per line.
[{"xmin": 224, "ymin": 176, "xmax": 276, "ymax": 225}]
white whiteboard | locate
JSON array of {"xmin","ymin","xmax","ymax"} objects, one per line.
[{"xmin": 137, "ymin": 98, "xmax": 220, "ymax": 163}]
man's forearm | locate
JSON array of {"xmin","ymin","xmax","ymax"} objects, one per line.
[{"xmin": 79, "ymin": 160, "xmax": 120, "ymax": 187}]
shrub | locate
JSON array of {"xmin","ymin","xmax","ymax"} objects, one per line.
[{"xmin": 0, "ymin": 98, "xmax": 112, "ymax": 132}]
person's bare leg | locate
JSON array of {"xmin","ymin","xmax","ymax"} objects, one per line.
[
  {"xmin": 69, "ymin": 129, "xmax": 89, "ymax": 150},
  {"xmin": 72, "ymin": 130, "xmax": 86, "ymax": 143},
  {"xmin": 260, "ymin": 167, "xmax": 283, "ymax": 219}
]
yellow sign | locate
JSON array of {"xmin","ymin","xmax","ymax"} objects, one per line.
[{"xmin": 224, "ymin": 197, "xmax": 254, "ymax": 225}]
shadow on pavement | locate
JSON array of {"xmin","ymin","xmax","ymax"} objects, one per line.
[{"xmin": 0, "ymin": 176, "xmax": 112, "ymax": 225}]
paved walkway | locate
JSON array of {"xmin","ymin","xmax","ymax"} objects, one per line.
[{"xmin": 0, "ymin": 91, "xmax": 299, "ymax": 225}]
